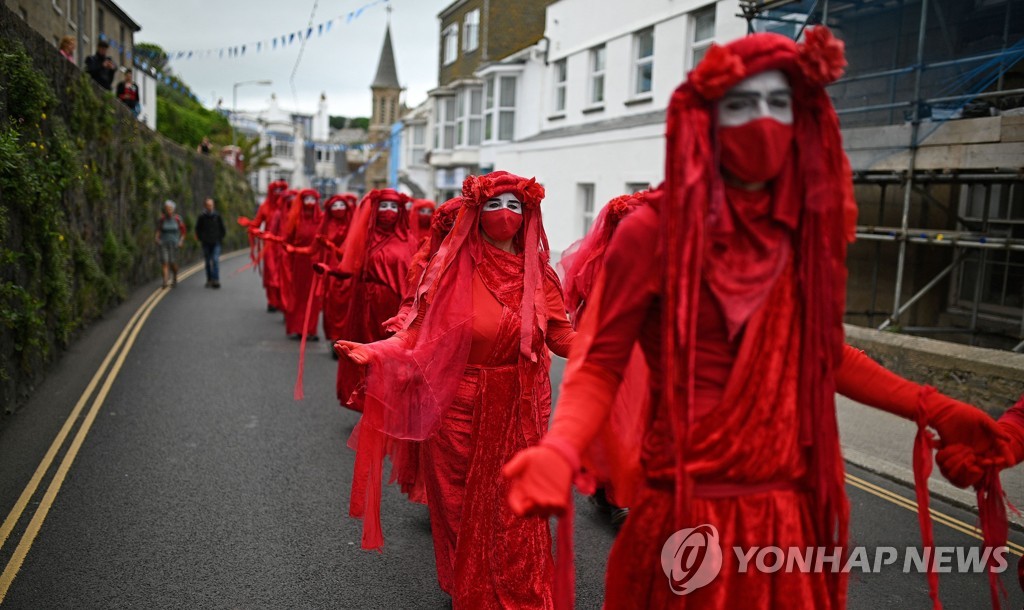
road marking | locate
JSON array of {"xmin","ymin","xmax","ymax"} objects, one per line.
[
  {"xmin": 0, "ymin": 288, "xmax": 162, "ymax": 553},
  {"xmin": 0, "ymin": 252, "xmax": 241, "ymax": 603},
  {"xmin": 846, "ymin": 472, "xmax": 1024, "ymax": 556}
]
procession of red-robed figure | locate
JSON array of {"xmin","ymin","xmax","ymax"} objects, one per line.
[{"xmin": 235, "ymin": 26, "xmax": 1023, "ymax": 610}]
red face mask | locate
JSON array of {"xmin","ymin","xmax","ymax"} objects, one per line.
[
  {"xmin": 480, "ymin": 209, "xmax": 523, "ymax": 242},
  {"xmin": 719, "ymin": 118, "xmax": 794, "ymax": 184},
  {"xmin": 418, "ymin": 215, "xmax": 432, "ymax": 230},
  {"xmin": 330, "ymin": 206, "xmax": 347, "ymax": 219},
  {"xmin": 376, "ymin": 210, "xmax": 399, "ymax": 229}
]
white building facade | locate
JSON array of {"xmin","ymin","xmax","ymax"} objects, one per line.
[{"xmin": 478, "ymin": 0, "xmax": 746, "ymax": 255}]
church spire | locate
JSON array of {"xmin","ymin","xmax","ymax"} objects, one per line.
[{"xmin": 371, "ymin": 21, "xmax": 400, "ymax": 89}]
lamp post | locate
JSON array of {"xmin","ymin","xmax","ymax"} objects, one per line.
[{"xmin": 232, "ymin": 80, "xmax": 273, "ymax": 146}]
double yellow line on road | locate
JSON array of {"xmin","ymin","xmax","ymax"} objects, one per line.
[
  {"xmin": 846, "ymin": 472, "xmax": 1024, "ymax": 556},
  {"xmin": 0, "ymin": 259, "xmax": 214, "ymax": 603}
]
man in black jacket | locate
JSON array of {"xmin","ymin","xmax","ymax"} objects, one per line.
[
  {"xmin": 195, "ymin": 197, "xmax": 228, "ymax": 288},
  {"xmin": 85, "ymin": 41, "xmax": 116, "ymax": 90}
]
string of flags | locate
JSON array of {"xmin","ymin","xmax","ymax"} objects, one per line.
[{"xmin": 134, "ymin": 0, "xmax": 390, "ymax": 64}]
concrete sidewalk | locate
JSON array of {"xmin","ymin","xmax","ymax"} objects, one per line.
[{"xmin": 838, "ymin": 395, "xmax": 1024, "ymax": 528}]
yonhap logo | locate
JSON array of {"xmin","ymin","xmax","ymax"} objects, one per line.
[{"xmin": 660, "ymin": 524, "xmax": 724, "ymax": 595}]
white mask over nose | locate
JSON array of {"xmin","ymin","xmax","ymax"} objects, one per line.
[
  {"xmin": 716, "ymin": 70, "xmax": 793, "ymax": 128},
  {"xmin": 482, "ymin": 192, "xmax": 523, "ymax": 215}
]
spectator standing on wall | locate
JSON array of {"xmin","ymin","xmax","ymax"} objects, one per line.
[
  {"xmin": 85, "ymin": 41, "xmax": 116, "ymax": 90},
  {"xmin": 155, "ymin": 200, "xmax": 186, "ymax": 289},
  {"xmin": 116, "ymin": 70, "xmax": 141, "ymax": 117},
  {"xmin": 195, "ymin": 197, "xmax": 227, "ymax": 289},
  {"xmin": 197, "ymin": 137, "xmax": 212, "ymax": 155},
  {"xmin": 59, "ymin": 36, "xmax": 76, "ymax": 63}
]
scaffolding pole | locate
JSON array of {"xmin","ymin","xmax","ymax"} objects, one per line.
[{"xmin": 888, "ymin": 0, "xmax": 930, "ymax": 331}]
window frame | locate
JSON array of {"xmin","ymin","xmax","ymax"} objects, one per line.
[
  {"xmin": 409, "ymin": 123, "xmax": 427, "ymax": 166},
  {"xmin": 553, "ymin": 59, "xmax": 568, "ymax": 113},
  {"xmin": 484, "ymin": 75, "xmax": 517, "ymax": 143},
  {"xmin": 632, "ymin": 27, "xmax": 655, "ymax": 97},
  {"xmin": 578, "ymin": 183, "xmax": 596, "ymax": 236},
  {"xmin": 689, "ymin": 5, "xmax": 717, "ymax": 70},
  {"xmin": 588, "ymin": 45, "xmax": 606, "ymax": 106},
  {"xmin": 443, "ymin": 24, "xmax": 460, "ymax": 66},
  {"xmin": 462, "ymin": 9, "xmax": 480, "ymax": 53}
]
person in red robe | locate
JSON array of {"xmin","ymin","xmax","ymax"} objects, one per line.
[
  {"xmin": 238, "ymin": 179, "xmax": 288, "ymax": 312},
  {"xmin": 317, "ymin": 193, "xmax": 358, "ymax": 344},
  {"xmin": 333, "ymin": 188, "xmax": 417, "ymax": 410},
  {"xmin": 502, "ymin": 29, "xmax": 1011, "ymax": 610},
  {"xmin": 409, "ymin": 198, "xmax": 436, "ymax": 246},
  {"xmin": 335, "ymin": 171, "xmax": 575, "ymax": 609},
  {"xmin": 282, "ymin": 189, "xmax": 324, "ymax": 339}
]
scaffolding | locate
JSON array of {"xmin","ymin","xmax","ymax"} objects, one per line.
[{"xmin": 739, "ymin": 0, "xmax": 1024, "ymax": 351}]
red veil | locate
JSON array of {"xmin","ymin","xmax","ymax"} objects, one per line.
[
  {"xmin": 350, "ymin": 172, "xmax": 550, "ymax": 550},
  {"xmin": 409, "ymin": 198, "xmax": 437, "ymax": 245}
]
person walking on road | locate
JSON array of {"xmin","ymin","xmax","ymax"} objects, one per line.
[
  {"xmin": 195, "ymin": 197, "xmax": 227, "ymax": 288},
  {"xmin": 155, "ymin": 200, "xmax": 186, "ymax": 289}
]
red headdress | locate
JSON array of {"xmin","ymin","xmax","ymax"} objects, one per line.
[
  {"xmin": 284, "ymin": 188, "xmax": 322, "ymax": 239},
  {"xmin": 646, "ymin": 28, "xmax": 854, "ymax": 608},
  {"xmin": 339, "ymin": 188, "xmax": 413, "ymax": 278},
  {"xmin": 409, "ymin": 198, "xmax": 437, "ymax": 243},
  {"xmin": 350, "ymin": 171, "xmax": 549, "ymax": 550},
  {"xmin": 323, "ymin": 193, "xmax": 356, "ymax": 234}
]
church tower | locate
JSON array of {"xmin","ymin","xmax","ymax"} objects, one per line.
[{"xmin": 367, "ymin": 12, "xmax": 402, "ymax": 189}]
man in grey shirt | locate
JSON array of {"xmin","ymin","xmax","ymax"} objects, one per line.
[{"xmin": 155, "ymin": 200, "xmax": 186, "ymax": 288}]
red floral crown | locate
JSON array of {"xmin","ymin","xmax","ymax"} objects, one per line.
[
  {"xmin": 688, "ymin": 27, "xmax": 846, "ymax": 101},
  {"xmin": 461, "ymin": 171, "xmax": 545, "ymax": 210}
]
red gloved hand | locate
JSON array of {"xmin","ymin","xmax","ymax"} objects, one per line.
[
  {"xmin": 284, "ymin": 244, "xmax": 295, "ymax": 254},
  {"xmin": 935, "ymin": 444, "xmax": 987, "ymax": 488},
  {"xmin": 922, "ymin": 391, "xmax": 1010, "ymax": 463},
  {"xmin": 502, "ymin": 445, "xmax": 574, "ymax": 518},
  {"xmin": 313, "ymin": 262, "xmax": 328, "ymax": 275},
  {"xmin": 237, "ymin": 217, "xmax": 252, "ymax": 227}
]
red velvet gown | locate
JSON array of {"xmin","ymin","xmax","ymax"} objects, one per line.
[
  {"xmin": 582, "ymin": 200, "xmax": 837, "ymax": 609},
  {"xmin": 284, "ymin": 207, "xmax": 322, "ymax": 336},
  {"xmin": 336, "ymin": 224, "xmax": 415, "ymax": 408},
  {"xmin": 421, "ymin": 243, "xmax": 574, "ymax": 610},
  {"xmin": 321, "ymin": 219, "xmax": 351, "ymax": 342},
  {"xmin": 252, "ymin": 200, "xmax": 283, "ymax": 309}
]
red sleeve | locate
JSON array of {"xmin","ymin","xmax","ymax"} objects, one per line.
[
  {"xmin": 543, "ymin": 266, "xmax": 575, "ymax": 358},
  {"xmin": 835, "ymin": 345, "xmax": 922, "ymax": 419},
  {"xmin": 580, "ymin": 205, "xmax": 661, "ymax": 376},
  {"xmin": 176, "ymin": 215, "xmax": 186, "ymax": 237}
]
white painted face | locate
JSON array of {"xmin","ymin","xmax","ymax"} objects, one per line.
[
  {"xmin": 418, "ymin": 207, "xmax": 433, "ymax": 215},
  {"xmin": 483, "ymin": 192, "xmax": 523, "ymax": 215},
  {"xmin": 330, "ymin": 201, "xmax": 346, "ymax": 212},
  {"xmin": 378, "ymin": 200, "xmax": 400, "ymax": 213},
  {"xmin": 303, "ymin": 195, "xmax": 317, "ymax": 206},
  {"xmin": 716, "ymin": 70, "xmax": 793, "ymax": 128}
]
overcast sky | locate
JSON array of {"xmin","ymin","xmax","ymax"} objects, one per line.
[{"xmin": 117, "ymin": 0, "xmax": 449, "ymax": 117}]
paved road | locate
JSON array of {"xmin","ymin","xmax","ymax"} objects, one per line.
[{"xmin": 0, "ymin": 253, "xmax": 1020, "ymax": 608}]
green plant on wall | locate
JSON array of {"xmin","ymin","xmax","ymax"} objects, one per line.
[{"xmin": 0, "ymin": 34, "xmax": 255, "ymax": 414}]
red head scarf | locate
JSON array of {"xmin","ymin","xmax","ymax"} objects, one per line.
[
  {"xmin": 284, "ymin": 188, "xmax": 322, "ymax": 238},
  {"xmin": 339, "ymin": 188, "xmax": 413, "ymax": 277},
  {"xmin": 265, "ymin": 179, "xmax": 289, "ymax": 209},
  {"xmin": 654, "ymin": 28, "xmax": 853, "ymax": 608},
  {"xmin": 410, "ymin": 198, "xmax": 437, "ymax": 243}
]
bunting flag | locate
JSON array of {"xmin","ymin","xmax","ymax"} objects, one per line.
[{"xmin": 130, "ymin": 0, "xmax": 391, "ymax": 64}]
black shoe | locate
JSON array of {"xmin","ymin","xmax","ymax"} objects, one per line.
[
  {"xmin": 610, "ymin": 507, "xmax": 630, "ymax": 530},
  {"xmin": 331, "ymin": 350, "xmax": 339, "ymax": 361},
  {"xmin": 289, "ymin": 333, "xmax": 303, "ymax": 340},
  {"xmin": 306, "ymin": 335, "xmax": 319, "ymax": 342},
  {"xmin": 267, "ymin": 305, "xmax": 278, "ymax": 313},
  {"xmin": 212, "ymin": 281, "xmax": 221, "ymax": 289}
]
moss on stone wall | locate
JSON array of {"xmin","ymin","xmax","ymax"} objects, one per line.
[{"xmin": 0, "ymin": 10, "xmax": 257, "ymax": 416}]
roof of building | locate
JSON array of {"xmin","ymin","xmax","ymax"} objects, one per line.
[
  {"xmin": 371, "ymin": 25, "xmax": 400, "ymax": 89},
  {"xmin": 98, "ymin": 0, "xmax": 141, "ymax": 32}
]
